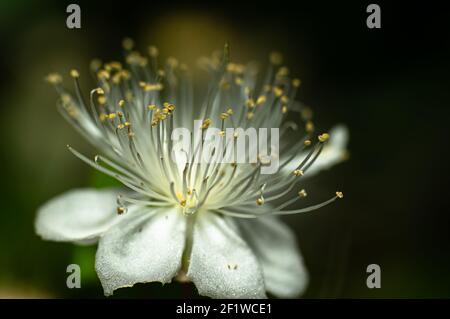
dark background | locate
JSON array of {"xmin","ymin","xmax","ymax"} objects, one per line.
[{"xmin": 0, "ymin": 0, "xmax": 449, "ymax": 298}]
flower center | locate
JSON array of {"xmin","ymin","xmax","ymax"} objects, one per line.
[{"xmin": 177, "ymin": 190, "xmax": 200, "ymax": 215}]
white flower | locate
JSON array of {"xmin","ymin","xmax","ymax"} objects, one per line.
[{"xmin": 36, "ymin": 41, "xmax": 348, "ymax": 298}]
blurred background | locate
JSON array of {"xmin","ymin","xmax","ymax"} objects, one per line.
[{"xmin": 0, "ymin": 0, "xmax": 449, "ymax": 298}]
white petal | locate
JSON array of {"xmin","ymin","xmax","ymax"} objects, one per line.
[
  {"xmin": 95, "ymin": 207, "xmax": 186, "ymax": 296},
  {"xmin": 187, "ymin": 212, "xmax": 266, "ymax": 298},
  {"xmin": 236, "ymin": 216, "xmax": 308, "ymax": 298},
  {"xmin": 282, "ymin": 124, "xmax": 349, "ymax": 177},
  {"xmin": 35, "ymin": 188, "xmax": 122, "ymax": 244}
]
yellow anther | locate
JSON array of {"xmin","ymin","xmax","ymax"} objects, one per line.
[
  {"xmin": 235, "ymin": 77, "xmax": 243, "ymax": 85},
  {"xmin": 304, "ymin": 139, "xmax": 311, "ymax": 146},
  {"xmin": 226, "ymin": 108, "xmax": 234, "ymax": 115},
  {"xmin": 256, "ymin": 197, "xmax": 265, "ymax": 206},
  {"xmin": 126, "ymin": 52, "xmax": 143, "ymax": 65},
  {"xmin": 117, "ymin": 207, "xmax": 126, "ymax": 215},
  {"xmin": 201, "ymin": 118, "xmax": 212, "ymax": 130},
  {"xmin": 180, "ymin": 199, "xmax": 187, "ymax": 207},
  {"xmin": 148, "ymin": 46, "xmax": 159, "ymax": 57},
  {"xmin": 148, "ymin": 104, "xmax": 156, "ymax": 110},
  {"xmin": 226, "ymin": 63, "xmax": 235, "ymax": 73},
  {"xmin": 336, "ymin": 191, "xmax": 344, "ymax": 199},
  {"xmin": 109, "ymin": 61, "xmax": 122, "ymax": 70},
  {"xmin": 97, "ymin": 70, "xmax": 110, "ymax": 80},
  {"xmin": 281, "ymin": 106, "xmax": 288, "ymax": 114},
  {"xmin": 298, "ymin": 189, "xmax": 307, "ymax": 198},
  {"xmin": 143, "ymin": 83, "xmax": 163, "ymax": 91},
  {"xmin": 67, "ymin": 106, "xmax": 78, "ymax": 118},
  {"xmin": 117, "ymin": 123, "xmax": 125, "ymax": 129},
  {"xmin": 176, "ymin": 192, "xmax": 185, "ymax": 201},
  {"xmin": 117, "ymin": 111, "xmax": 124, "ymax": 118},
  {"xmin": 270, "ymin": 51, "xmax": 283, "ymax": 65},
  {"xmin": 118, "ymin": 100, "xmax": 125, "ymax": 107},
  {"xmin": 61, "ymin": 94, "xmax": 71, "ymax": 104},
  {"xmin": 158, "ymin": 69, "xmax": 165, "ymax": 77},
  {"xmin": 167, "ymin": 57, "xmax": 179, "ymax": 68},
  {"xmin": 108, "ymin": 113, "xmax": 117, "ymax": 120},
  {"xmin": 70, "ymin": 69, "xmax": 79, "ymax": 78},
  {"xmin": 293, "ymin": 169, "xmax": 304, "ymax": 176},
  {"xmin": 124, "ymin": 121, "xmax": 131, "ymax": 127},
  {"xmin": 220, "ymin": 112, "xmax": 229, "ymax": 120},
  {"xmin": 112, "ymin": 73, "xmax": 121, "ymax": 84},
  {"xmin": 277, "ymin": 66, "xmax": 289, "ymax": 77},
  {"xmin": 281, "ymin": 95, "xmax": 289, "ymax": 104},
  {"xmin": 45, "ymin": 73, "xmax": 62, "ymax": 84},
  {"xmin": 273, "ymin": 86, "xmax": 283, "ymax": 97},
  {"xmin": 306, "ymin": 121, "xmax": 314, "ymax": 133},
  {"xmin": 227, "ymin": 63, "xmax": 245, "ymax": 74},
  {"xmin": 247, "ymin": 112, "xmax": 254, "ymax": 120},
  {"xmin": 99, "ymin": 113, "xmax": 108, "ymax": 122},
  {"xmin": 256, "ymin": 95, "xmax": 267, "ymax": 105},
  {"xmin": 121, "ymin": 70, "xmax": 131, "ymax": 80},
  {"xmin": 153, "ymin": 113, "xmax": 165, "ymax": 122},
  {"xmin": 122, "ymin": 37, "xmax": 134, "ymax": 50},
  {"xmin": 219, "ymin": 130, "xmax": 225, "ymax": 137},
  {"xmin": 97, "ymin": 96, "xmax": 106, "ymax": 105},
  {"xmin": 292, "ymin": 78, "xmax": 302, "ymax": 88},
  {"xmin": 162, "ymin": 103, "xmax": 176, "ymax": 113},
  {"xmin": 246, "ymin": 99, "xmax": 255, "ymax": 109},
  {"xmin": 96, "ymin": 87, "xmax": 104, "ymax": 94},
  {"xmin": 318, "ymin": 133, "xmax": 330, "ymax": 143}
]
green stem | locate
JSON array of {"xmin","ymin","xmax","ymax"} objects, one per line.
[{"xmin": 181, "ymin": 213, "xmax": 197, "ymax": 273}]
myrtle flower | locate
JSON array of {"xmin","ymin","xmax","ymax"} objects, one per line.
[{"xmin": 36, "ymin": 40, "xmax": 348, "ymax": 298}]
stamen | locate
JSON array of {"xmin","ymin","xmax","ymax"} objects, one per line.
[
  {"xmin": 122, "ymin": 37, "xmax": 134, "ymax": 50},
  {"xmin": 50, "ymin": 42, "xmax": 345, "ymax": 220},
  {"xmin": 293, "ymin": 169, "xmax": 303, "ymax": 176},
  {"xmin": 70, "ymin": 69, "xmax": 79, "ymax": 78},
  {"xmin": 318, "ymin": 133, "xmax": 330, "ymax": 143},
  {"xmin": 45, "ymin": 73, "xmax": 62, "ymax": 84},
  {"xmin": 274, "ymin": 189, "xmax": 307, "ymax": 211},
  {"xmin": 292, "ymin": 78, "xmax": 301, "ymax": 88},
  {"xmin": 270, "ymin": 51, "xmax": 283, "ymax": 65},
  {"xmin": 272, "ymin": 192, "xmax": 343, "ymax": 215}
]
